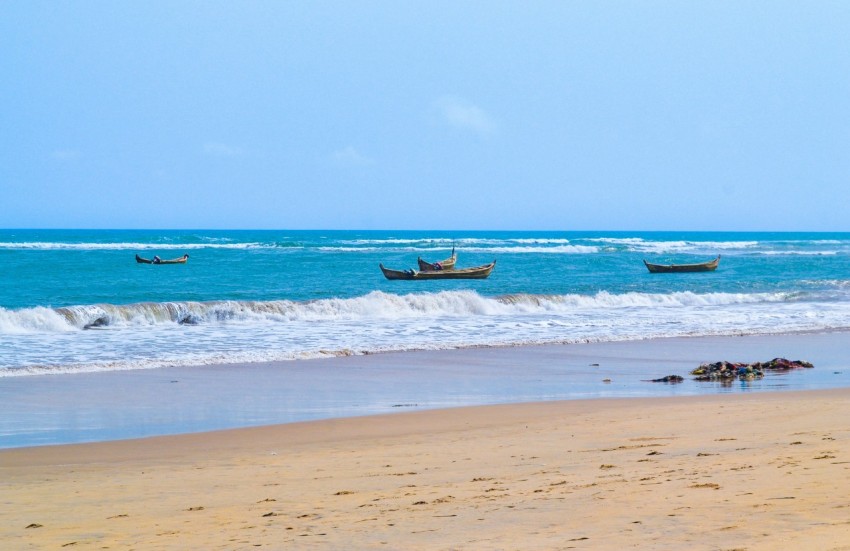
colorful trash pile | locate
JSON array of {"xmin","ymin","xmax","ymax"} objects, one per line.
[{"xmin": 691, "ymin": 357, "xmax": 814, "ymax": 381}]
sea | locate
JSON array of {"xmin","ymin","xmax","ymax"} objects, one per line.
[
  {"xmin": 4, "ymin": 229, "xmax": 850, "ymax": 448},
  {"xmin": 3, "ymin": 229, "xmax": 850, "ymax": 377}
]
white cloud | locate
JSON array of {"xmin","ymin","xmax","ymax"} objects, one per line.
[
  {"xmin": 332, "ymin": 146, "xmax": 373, "ymax": 166},
  {"xmin": 434, "ymin": 95, "xmax": 497, "ymax": 137},
  {"xmin": 203, "ymin": 142, "xmax": 244, "ymax": 157}
]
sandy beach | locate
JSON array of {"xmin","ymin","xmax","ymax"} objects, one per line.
[
  {"xmin": 7, "ymin": 2, "xmax": 850, "ymax": 547},
  {"xmin": 4, "ymin": 384, "xmax": 850, "ymax": 550}
]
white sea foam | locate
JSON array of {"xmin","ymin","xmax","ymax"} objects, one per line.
[
  {"xmin": 0, "ymin": 306, "xmax": 77, "ymax": 334},
  {"xmin": 0, "ymin": 242, "xmax": 266, "ymax": 251},
  {"xmin": 0, "ymin": 290, "xmax": 803, "ymax": 335},
  {"xmin": 507, "ymin": 238, "xmax": 574, "ymax": 244},
  {"xmin": 344, "ymin": 237, "xmax": 576, "ymax": 247},
  {"xmin": 347, "ymin": 238, "xmax": 458, "ymax": 245},
  {"xmin": 457, "ymin": 245, "xmax": 598, "ymax": 254},
  {"xmin": 810, "ymin": 280, "xmax": 850, "ymax": 289},
  {"xmin": 759, "ymin": 251, "xmax": 840, "ymax": 256},
  {"xmin": 318, "ymin": 244, "xmax": 588, "ymax": 254},
  {"xmin": 4, "ymin": 289, "xmax": 849, "ymax": 376},
  {"xmin": 589, "ymin": 237, "xmax": 760, "ymax": 254}
]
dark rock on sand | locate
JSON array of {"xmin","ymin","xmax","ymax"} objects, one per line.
[{"xmin": 645, "ymin": 375, "xmax": 685, "ymax": 383}]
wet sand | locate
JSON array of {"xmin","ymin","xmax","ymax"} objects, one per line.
[{"xmin": 4, "ymin": 331, "xmax": 850, "ymax": 448}]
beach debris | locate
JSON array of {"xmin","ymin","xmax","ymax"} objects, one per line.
[
  {"xmin": 691, "ymin": 358, "xmax": 814, "ymax": 381},
  {"xmin": 644, "ymin": 375, "xmax": 684, "ymax": 383},
  {"xmin": 690, "ymin": 482, "xmax": 720, "ymax": 490},
  {"xmin": 25, "ymin": 523, "xmax": 43, "ymax": 529},
  {"xmin": 642, "ymin": 358, "xmax": 816, "ymax": 384},
  {"xmin": 83, "ymin": 316, "xmax": 108, "ymax": 329}
]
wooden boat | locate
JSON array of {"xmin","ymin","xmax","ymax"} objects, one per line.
[
  {"xmin": 417, "ymin": 247, "xmax": 457, "ymax": 271},
  {"xmin": 643, "ymin": 255, "xmax": 720, "ymax": 273},
  {"xmin": 135, "ymin": 253, "xmax": 190, "ymax": 265},
  {"xmin": 380, "ymin": 260, "xmax": 495, "ymax": 280}
]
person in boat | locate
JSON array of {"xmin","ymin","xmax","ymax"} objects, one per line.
[
  {"xmin": 434, "ymin": 261, "xmax": 443, "ymax": 271},
  {"xmin": 153, "ymin": 255, "xmax": 161, "ymax": 264}
]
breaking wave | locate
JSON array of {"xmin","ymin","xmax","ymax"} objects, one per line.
[
  {"xmin": 0, "ymin": 290, "xmax": 799, "ymax": 334},
  {"xmin": 4, "ymin": 288, "xmax": 850, "ymax": 376}
]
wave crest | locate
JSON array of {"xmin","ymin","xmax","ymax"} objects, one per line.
[{"xmin": 0, "ymin": 289, "xmax": 797, "ymax": 334}]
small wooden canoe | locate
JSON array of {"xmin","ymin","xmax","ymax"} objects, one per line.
[
  {"xmin": 643, "ymin": 255, "xmax": 720, "ymax": 273},
  {"xmin": 418, "ymin": 247, "xmax": 457, "ymax": 271},
  {"xmin": 380, "ymin": 260, "xmax": 495, "ymax": 280},
  {"xmin": 136, "ymin": 254, "xmax": 190, "ymax": 265}
]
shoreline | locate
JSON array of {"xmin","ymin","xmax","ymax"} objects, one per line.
[
  {"xmin": 3, "ymin": 330, "xmax": 850, "ymax": 449},
  {"xmin": 4, "ymin": 388, "xmax": 850, "ymax": 549},
  {"xmin": 2, "ymin": 386, "xmax": 849, "ymax": 465}
]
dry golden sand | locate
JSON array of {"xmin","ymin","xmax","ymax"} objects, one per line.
[{"xmin": 3, "ymin": 390, "xmax": 850, "ymax": 550}]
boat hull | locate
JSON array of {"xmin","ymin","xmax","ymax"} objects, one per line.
[
  {"xmin": 643, "ymin": 255, "xmax": 720, "ymax": 273},
  {"xmin": 136, "ymin": 254, "xmax": 190, "ymax": 265},
  {"xmin": 380, "ymin": 261, "xmax": 495, "ymax": 280}
]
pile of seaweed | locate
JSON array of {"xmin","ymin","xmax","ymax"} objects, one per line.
[
  {"xmin": 645, "ymin": 358, "xmax": 814, "ymax": 384},
  {"xmin": 691, "ymin": 357, "xmax": 814, "ymax": 381}
]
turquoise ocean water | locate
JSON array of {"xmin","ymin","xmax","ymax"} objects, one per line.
[{"xmin": 3, "ymin": 229, "xmax": 850, "ymax": 377}]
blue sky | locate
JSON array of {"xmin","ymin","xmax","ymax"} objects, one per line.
[{"xmin": 2, "ymin": 1, "xmax": 849, "ymax": 231}]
